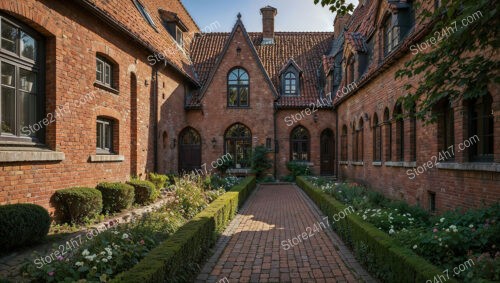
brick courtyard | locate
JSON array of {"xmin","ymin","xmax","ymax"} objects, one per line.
[{"xmin": 197, "ymin": 184, "xmax": 375, "ymax": 283}]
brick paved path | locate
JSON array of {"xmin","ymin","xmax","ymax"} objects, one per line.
[{"xmin": 197, "ymin": 184, "xmax": 375, "ymax": 283}]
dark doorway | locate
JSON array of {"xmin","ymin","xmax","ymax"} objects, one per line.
[
  {"xmin": 178, "ymin": 127, "xmax": 201, "ymax": 173},
  {"xmin": 320, "ymin": 129, "xmax": 335, "ymax": 175}
]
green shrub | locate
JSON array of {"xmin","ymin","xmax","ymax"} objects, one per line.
[
  {"xmin": 53, "ymin": 187, "xmax": 102, "ymax": 224},
  {"xmin": 286, "ymin": 161, "xmax": 311, "ymax": 180},
  {"xmin": 149, "ymin": 173, "xmax": 169, "ymax": 189},
  {"xmin": 127, "ymin": 180, "xmax": 159, "ymax": 205},
  {"xmin": 216, "ymin": 158, "xmax": 234, "ymax": 175},
  {"xmin": 251, "ymin": 145, "xmax": 273, "ymax": 178},
  {"xmin": 96, "ymin": 182, "xmax": 135, "ymax": 213},
  {"xmin": 0, "ymin": 204, "xmax": 50, "ymax": 251},
  {"xmin": 296, "ymin": 177, "xmax": 456, "ymax": 283},
  {"xmin": 174, "ymin": 177, "xmax": 208, "ymax": 219},
  {"xmin": 110, "ymin": 176, "xmax": 256, "ymax": 283}
]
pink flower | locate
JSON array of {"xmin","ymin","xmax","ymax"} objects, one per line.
[
  {"xmin": 48, "ymin": 271, "xmax": 55, "ymax": 276},
  {"xmin": 56, "ymin": 256, "xmax": 63, "ymax": 261},
  {"xmin": 139, "ymin": 239, "xmax": 145, "ymax": 245},
  {"xmin": 433, "ymin": 228, "xmax": 438, "ymax": 233}
]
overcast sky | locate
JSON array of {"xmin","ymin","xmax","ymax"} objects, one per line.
[{"xmin": 182, "ymin": 0, "xmax": 359, "ymax": 33}]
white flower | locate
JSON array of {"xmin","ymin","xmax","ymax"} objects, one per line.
[
  {"xmin": 85, "ymin": 254, "xmax": 97, "ymax": 261},
  {"xmin": 102, "ymin": 258, "xmax": 108, "ymax": 263},
  {"xmin": 413, "ymin": 245, "xmax": 418, "ymax": 249},
  {"xmin": 82, "ymin": 249, "xmax": 90, "ymax": 256},
  {"xmin": 75, "ymin": 261, "xmax": 84, "ymax": 267},
  {"xmin": 445, "ymin": 228, "xmax": 450, "ymax": 232},
  {"xmin": 122, "ymin": 233, "xmax": 129, "ymax": 239},
  {"xmin": 107, "ymin": 256, "xmax": 112, "ymax": 260},
  {"xmin": 389, "ymin": 229, "xmax": 395, "ymax": 235},
  {"xmin": 100, "ymin": 251, "xmax": 106, "ymax": 255},
  {"xmin": 469, "ymin": 224, "xmax": 474, "ymax": 228},
  {"xmin": 440, "ymin": 218, "xmax": 445, "ymax": 223}
]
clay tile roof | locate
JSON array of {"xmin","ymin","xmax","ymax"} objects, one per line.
[
  {"xmin": 82, "ymin": 0, "xmax": 199, "ymax": 82},
  {"xmin": 190, "ymin": 31, "xmax": 334, "ymax": 108},
  {"xmin": 345, "ymin": 32, "xmax": 367, "ymax": 52}
]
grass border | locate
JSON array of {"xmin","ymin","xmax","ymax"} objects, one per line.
[
  {"xmin": 110, "ymin": 176, "xmax": 256, "ymax": 283},
  {"xmin": 296, "ymin": 176, "xmax": 458, "ymax": 283}
]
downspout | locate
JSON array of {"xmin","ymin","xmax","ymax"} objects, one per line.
[
  {"xmin": 335, "ymin": 106, "xmax": 339, "ymax": 179},
  {"xmin": 153, "ymin": 67, "xmax": 159, "ymax": 172},
  {"xmin": 273, "ymin": 101, "xmax": 278, "ymax": 178}
]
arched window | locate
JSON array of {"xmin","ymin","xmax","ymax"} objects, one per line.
[
  {"xmin": 468, "ymin": 94, "xmax": 494, "ymax": 162},
  {"xmin": 290, "ymin": 126, "xmax": 310, "ymax": 161},
  {"xmin": 228, "ymin": 68, "xmax": 249, "ymax": 107},
  {"xmin": 373, "ymin": 113, "xmax": 382, "ymax": 162},
  {"xmin": 394, "ymin": 103, "xmax": 404, "ymax": 161},
  {"xmin": 356, "ymin": 118, "xmax": 364, "ymax": 161},
  {"xmin": 384, "ymin": 108, "xmax": 392, "ymax": 161},
  {"xmin": 284, "ymin": 72, "xmax": 297, "ymax": 96},
  {"xmin": 437, "ymin": 99, "xmax": 454, "ymax": 159},
  {"xmin": 341, "ymin": 125, "xmax": 348, "ymax": 161},
  {"xmin": 224, "ymin": 123, "xmax": 252, "ymax": 168},
  {"xmin": 179, "ymin": 127, "xmax": 201, "ymax": 145},
  {"xmin": 0, "ymin": 15, "xmax": 43, "ymax": 142},
  {"xmin": 409, "ymin": 104, "xmax": 417, "ymax": 162},
  {"xmin": 352, "ymin": 123, "xmax": 357, "ymax": 161}
]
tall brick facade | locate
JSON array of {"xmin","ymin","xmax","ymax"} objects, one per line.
[{"xmin": 0, "ymin": 0, "xmax": 498, "ymax": 213}]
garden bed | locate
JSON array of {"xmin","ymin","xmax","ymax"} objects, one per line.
[
  {"xmin": 110, "ymin": 176, "xmax": 256, "ymax": 282},
  {"xmin": 297, "ymin": 176, "xmax": 499, "ymax": 282},
  {"xmin": 18, "ymin": 174, "xmax": 248, "ymax": 282}
]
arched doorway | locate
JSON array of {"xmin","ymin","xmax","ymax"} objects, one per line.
[
  {"xmin": 224, "ymin": 123, "xmax": 252, "ymax": 168},
  {"xmin": 178, "ymin": 127, "xmax": 201, "ymax": 173},
  {"xmin": 320, "ymin": 129, "xmax": 335, "ymax": 175}
]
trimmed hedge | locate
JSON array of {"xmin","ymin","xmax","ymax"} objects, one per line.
[
  {"xmin": 96, "ymin": 182, "xmax": 135, "ymax": 213},
  {"xmin": 127, "ymin": 180, "xmax": 159, "ymax": 205},
  {"xmin": 111, "ymin": 176, "xmax": 256, "ymax": 283},
  {"xmin": 0, "ymin": 204, "xmax": 50, "ymax": 251},
  {"xmin": 53, "ymin": 187, "xmax": 103, "ymax": 224},
  {"xmin": 296, "ymin": 177, "xmax": 458, "ymax": 283}
]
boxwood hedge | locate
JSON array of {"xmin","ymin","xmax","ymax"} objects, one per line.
[
  {"xmin": 296, "ymin": 176, "xmax": 457, "ymax": 283},
  {"xmin": 96, "ymin": 182, "xmax": 135, "ymax": 213},
  {"xmin": 127, "ymin": 179, "xmax": 159, "ymax": 205},
  {"xmin": 52, "ymin": 187, "xmax": 102, "ymax": 224},
  {"xmin": 0, "ymin": 204, "xmax": 50, "ymax": 251},
  {"xmin": 111, "ymin": 176, "xmax": 256, "ymax": 283}
]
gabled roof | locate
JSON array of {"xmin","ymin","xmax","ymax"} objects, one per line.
[
  {"xmin": 279, "ymin": 58, "xmax": 303, "ymax": 75},
  {"xmin": 345, "ymin": 32, "xmax": 367, "ymax": 53},
  {"xmin": 190, "ymin": 27, "xmax": 334, "ymax": 108},
  {"xmin": 75, "ymin": 0, "xmax": 199, "ymax": 83}
]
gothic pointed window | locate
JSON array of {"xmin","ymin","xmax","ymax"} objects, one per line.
[{"xmin": 228, "ymin": 68, "xmax": 249, "ymax": 107}]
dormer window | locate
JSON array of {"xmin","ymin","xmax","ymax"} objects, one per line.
[
  {"xmin": 133, "ymin": 0, "xmax": 158, "ymax": 31},
  {"xmin": 284, "ymin": 72, "xmax": 297, "ymax": 96},
  {"xmin": 384, "ymin": 1, "xmax": 415, "ymax": 56},
  {"xmin": 159, "ymin": 9, "xmax": 189, "ymax": 48},
  {"xmin": 280, "ymin": 59, "xmax": 302, "ymax": 96}
]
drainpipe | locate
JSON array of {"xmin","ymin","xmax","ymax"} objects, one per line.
[
  {"xmin": 153, "ymin": 67, "xmax": 159, "ymax": 173},
  {"xmin": 273, "ymin": 102, "xmax": 278, "ymax": 178},
  {"xmin": 335, "ymin": 106, "xmax": 339, "ymax": 179}
]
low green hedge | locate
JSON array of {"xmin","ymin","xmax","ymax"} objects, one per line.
[
  {"xmin": 296, "ymin": 177, "xmax": 457, "ymax": 283},
  {"xmin": 0, "ymin": 204, "xmax": 50, "ymax": 251},
  {"xmin": 96, "ymin": 182, "xmax": 135, "ymax": 213},
  {"xmin": 111, "ymin": 176, "xmax": 256, "ymax": 283},
  {"xmin": 53, "ymin": 187, "xmax": 103, "ymax": 224},
  {"xmin": 127, "ymin": 180, "xmax": 159, "ymax": 205}
]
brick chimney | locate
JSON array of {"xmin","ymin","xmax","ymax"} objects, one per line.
[
  {"xmin": 260, "ymin": 6, "xmax": 277, "ymax": 45},
  {"xmin": 333, "ymin": 13, "xmax": 351, "ymax": 38}
]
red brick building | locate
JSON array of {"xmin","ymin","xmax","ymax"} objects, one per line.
[{"xmin": 0, "ymin": 0, "xmax": 498, "ymax": 213}]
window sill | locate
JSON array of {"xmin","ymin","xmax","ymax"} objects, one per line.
[
  {"xmin": 339, "ymin": 161, "xmax": 349, "ymax": 165},
  {"xmin": 0, "ymin": 147, "xmax": 65, "ymax": 162},
  {"xmin": 352, "ymin": 161, "xmax": 364, "ymax": 166},
  {"xmin": 385, "ymin": 161, "xmax": 404, "ymax": 167},
  {"xmin": 372, "ymin": 161, "xmax": 382, "ymax": 166},
  {"xmin": 436, "ymin": 162, "xmax": 500, "ymax": 173},
  {"xmin": 226, "ymin": 106, "xmax": 251, "ymax": 109},
  {"xmin": 227, "ymin": 168, "xmax": 251, "ymax": 174},
  {"xmin": 89, "ymin": 154, "xmax": 124, "ymax": 162},
  {"xmin": 290, "ymin": 161, "xmax": 314, "ymax": 166},
  {"xmin": 94, "ymin": 81, "xmax": 119, "ymax": 94}
]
